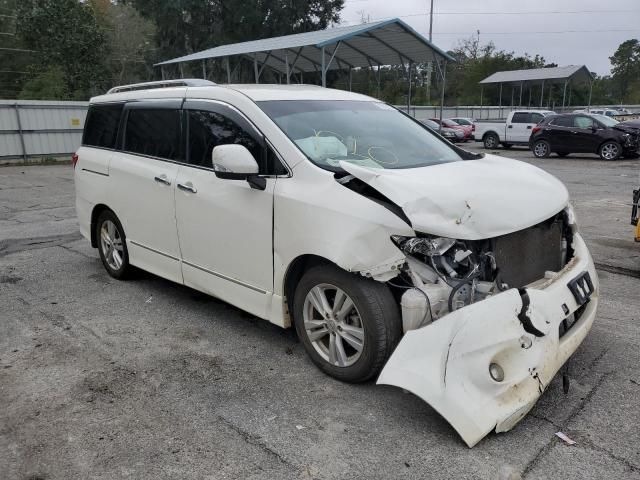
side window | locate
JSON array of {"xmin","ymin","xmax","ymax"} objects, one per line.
[
  {"xmin": 530, "ymin": 113, "xmax": 544, "ymax": 124},
  {"xmin": 574, "ymin": 116, "xmax": 594, "ymax": 129},
  {"xmin": 188, "ymin": 109, "xmax": 287, "ymax": 175},
  {"xmin": 550, "ymin": 116, "xmax": 572, "ymax": 127},
  {"xmin": 511, "ymin": 112, "xmax": 530, "ymax": 123},
  {"xmin": 82, "ymin": 104, "xmax": 123, "ymax": 149},
  {"xmin": 124, "ymin": 109, "xmax": 182, "ymax": 160}
]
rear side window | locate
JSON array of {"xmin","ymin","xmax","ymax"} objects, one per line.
[
  {"xmin": 530, "ymin": 113, "xmax": 544, "ymax": 124},
  {"xmin": 83, "ymin": 104, "xmax": 123, "ymax": 149},
  {"xmin": 550, "ymin": 116, "xmax": 573, "ymax": 127},
  {"xmin": 124, "ymin": 109, "xmax": 182, "ymax": 160},
  {"xmin": 511, "ymin": 112, "xmax": 531, "ymax": 123}
]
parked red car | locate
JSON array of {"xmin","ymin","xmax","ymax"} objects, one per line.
[{"xmin": 430, "ymin": 118, "xmax": 473, "ymax": 141}]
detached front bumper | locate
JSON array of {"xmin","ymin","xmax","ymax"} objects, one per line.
[{"xmin": 378, "ymin": 233, "xmax": 599, "ymax": 447}]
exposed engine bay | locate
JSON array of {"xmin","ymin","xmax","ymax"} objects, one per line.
[{"xmin": 388, "ymin": 212, "xmax": 574, "ymax": 332}]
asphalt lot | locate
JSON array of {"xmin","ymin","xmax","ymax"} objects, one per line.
[{"xmin": 1, "ymin": 145, "xmax": 639, "ymax": 480}]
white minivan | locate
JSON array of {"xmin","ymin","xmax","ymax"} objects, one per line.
[{"xmin": 75, "ymin": 79, "xmax": 599, "ymax": 447}]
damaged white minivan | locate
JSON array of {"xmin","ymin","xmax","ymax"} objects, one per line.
[{"xmin": 75, "ymin": 80, "xmax": 598, "ymax": 447}]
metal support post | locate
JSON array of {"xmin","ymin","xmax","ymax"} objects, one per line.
[
  {"xmin": 321, "ymin": 47, "xmax": 326, "ymax": 87},
  {"xmin": 561, "ymin": 80, "xmax": 567, "ymax": 111},
  {"xmin": 225, "ymin": 57, "xmax": 231, "ymax": 83},
  {"xmin": 254, "ymin": 54, "xmax": 259, "ymax": 83},
  {"xmin": 407, "ymin": 61, "xmax": 412, "ymax": 113},
  {"xmin": 14, "ymin": 103, "xmax": 26, "ymax": 161},
  {"xmin": 540, "ymin": 80, "xmax": 545, "ymax": 107}
]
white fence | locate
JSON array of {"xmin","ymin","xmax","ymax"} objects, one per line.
[{"xmin": 0, "ymin": 100, "xmax": 88, "ymax": 160}]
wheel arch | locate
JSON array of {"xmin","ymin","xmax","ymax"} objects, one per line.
[
  {"xmin": 282, "ymin": 254, "xmax": 333, "ymax": 320},
  {"xmin": 90, "ymin": 203, "xmax": 115, "ymax": 248}
]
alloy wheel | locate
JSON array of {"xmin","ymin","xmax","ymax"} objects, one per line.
[
  {"xmin": 100, "ymin": 220, "xmax": 124, "ymax": 271},
  {"xmin": 534, "ymin": 141, "xmax": 548, "ymax": 157},
  {"xmin": 600, "ymin": 143, "xmax": 619, "ymax": 160},
  {"xmin": 303, "ymin": 284, "xmax": 365, "ymax": 367}
]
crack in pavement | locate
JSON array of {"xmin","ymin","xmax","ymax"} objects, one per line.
[
  {"xmin": 521, "ymin": 372, "xmax": 620, "ymax": 478},
  {"xmin": 0, "ymin": 233, "xmax": 82, "ymax": 257},
  {"xmin": 216, "ymin": 415, "xmax": 298, "ymax": 471}
]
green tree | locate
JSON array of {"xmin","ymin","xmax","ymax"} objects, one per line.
[
  {"xmin": 128, "ymin": 0, "xmax": 344, "ymax": 67},
  {"xmin": 609, "ymin": 38, "xmax": 640, "ymax": 103},
  {"xmin": 17, "ymin": 65, "xmax": 69, "ymax": 100},
  {"xmin": 16, "ymin": 0, "xmax": 108, "ymax": 99}
]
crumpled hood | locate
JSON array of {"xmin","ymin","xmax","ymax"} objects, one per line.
[{"xmin": 340, "ymin": 154, "xmax": 569, "ymax": 240}]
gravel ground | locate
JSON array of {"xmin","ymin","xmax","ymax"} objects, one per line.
[{"xmin": 1, "ymin": 147, "xmax": 639, "ymax": 480}]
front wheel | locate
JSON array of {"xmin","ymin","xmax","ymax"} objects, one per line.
[
  {"xmin": 96, "ymin": 210, "xmax": 132, "ymax": 279},
  {"xmin": 293, "ymin": 264, "xmax": 401, "ymax": 383},
  {"xmin": 599, "ymin": 141, "xmax": 621, "ymax": 160},
  {"xmin": 532, "ymin": 139, "xmax": 551, "ymax": 158},
  {"xmin": 483, "ymin": 133, "xmax": 499, "ymax": 149}
]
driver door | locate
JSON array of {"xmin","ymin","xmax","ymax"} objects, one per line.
[{"xmin": 174, "ymin": 100, "xmax": 285, "ymax": 320}]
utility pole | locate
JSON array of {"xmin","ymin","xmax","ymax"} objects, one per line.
[{"xmin": 426, "ymin": 0, "xmax": 434, "ymax": 104}]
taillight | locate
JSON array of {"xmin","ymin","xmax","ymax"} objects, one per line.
[
  {"xmin": 531, "ymin": 127, "xmax": 541, "ymax": 134},
  {"xmin": 71, "ymin": 152, "xmax": 79, "ymax": 169}
]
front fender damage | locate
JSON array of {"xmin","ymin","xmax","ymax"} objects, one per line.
[{"xmin": 377, "ymin": 284, "xmax": 597, "ymax": 447}]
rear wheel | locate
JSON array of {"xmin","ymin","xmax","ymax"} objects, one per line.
[
  {"xmin": 532, "ymin": 139, "xmax": 551, "ymax": 158},
  {"xmin": 483, "ymin": 133, "xmax": 499, "ymax": 149},
  {"xmin": 599, "ymin": 141, "xmax": 621, "ymax": 160},
  {"xmin": 293, "ymin": 264, "xmax": 401, "ymax": 383},
  {"xmin": 96, "ymin": 210, "xmax": 132, "ymax": 279}
]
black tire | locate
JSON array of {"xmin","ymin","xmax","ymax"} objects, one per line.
[
  {"xmin": 532, "ymin": 139, "xmax": 551, "ymax": 158},
  {"xmin": 502, "ymin": 143, "xmax": 513, "ymax": 149},
  {"xmin": 483, "ymin": 132, "xmax": 499, "ymax": 149},
  {"xmin": 293, "ymin": 264, "xmax": 402, "ymax": 383},
  {"xmin": 95, "ymin": 210, "xmax": 132, "ymax": 279},
  {"xmin": 557, "ymin": 152, "xmax": 570, "ymax": 157},
  {"xmin": 599, "ymin": 141, "xmax": 621, "ymax": 161}
]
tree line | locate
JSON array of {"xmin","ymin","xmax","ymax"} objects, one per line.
[{"xmin": 0, "ymin": 0, "xmax": 638, "ymax": 106}]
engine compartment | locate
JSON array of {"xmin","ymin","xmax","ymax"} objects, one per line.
[{"xmin": 389, "ymin": 211, "xmax": 574, "ymax": 331}]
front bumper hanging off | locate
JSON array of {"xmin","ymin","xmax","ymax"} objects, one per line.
[{"xmin": 377, "ymin": 233, "xmax": 599, "ymax": 447}]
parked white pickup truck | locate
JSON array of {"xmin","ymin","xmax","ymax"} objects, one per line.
[{"xmin": 475, "ymin": 110, "xmax": 555, "ymax": 149}]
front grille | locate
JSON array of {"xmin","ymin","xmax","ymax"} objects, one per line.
[{"xmin": 493, "ymin": 215, "xmax": 566, "ymax": 288}]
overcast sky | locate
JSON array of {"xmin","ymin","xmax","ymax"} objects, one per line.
[{"xmin": 339, "ymin": 0, "xmax": 640, "ymax": 76}]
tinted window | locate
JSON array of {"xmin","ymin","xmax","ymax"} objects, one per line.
[
  {"xmin": 188, "ymin": 109, "xmax": 286, "ymax": 175},
  {"xmin": 83, "ymin": 104, "xmax": 123, "ymax": 148},
  {"xmin": 530, "ymin": 113, "xmax": 544, "ymax": 124},
  {"xmin": 574, "ymin": 116, "xmax": 595, "ymax": 129},
  {"xmin": 124, "ymin": 109, "xmax": 182, "ymax": 160},
  {"xmin": 511, "ymin": 112, "xmax": 530, "ymax": 123},
  {"xmin": 550, "ymin": 116, "xmax": 573, "ymax": 127}
]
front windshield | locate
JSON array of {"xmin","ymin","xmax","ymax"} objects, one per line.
[
  {"xmin": 258, "ymin": 100, "xmax": 462, "ymax": 170},
  {"xmin": 592, "ymin": 114, "xmax": 618, "ymax": 127}
]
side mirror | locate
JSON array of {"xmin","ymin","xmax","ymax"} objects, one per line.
[{"xmin": 211, "ymin": 144, "xmax": 265, "ymax": 190}]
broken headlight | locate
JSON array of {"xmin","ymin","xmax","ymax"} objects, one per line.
[{"xmin": 391, "ymin": 235, "xmax": 455, "ymax": 256}]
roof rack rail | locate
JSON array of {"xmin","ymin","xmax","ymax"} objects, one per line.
[{"xmin": 107, "ymin": 79, "xmax": 216, "ymax": 94}]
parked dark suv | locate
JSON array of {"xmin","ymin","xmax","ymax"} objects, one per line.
[{"xmin": 529, "ymin": 113, "xmax": 639, "ymax": 160}]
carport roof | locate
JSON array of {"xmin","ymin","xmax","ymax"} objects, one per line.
[
  {"xmin": 155, "ymin": 18, "xmax": 455, "ymax": 73},
  {"xmin": 479, "ymin": 65, "xmax": 593, "ymax": 86}
]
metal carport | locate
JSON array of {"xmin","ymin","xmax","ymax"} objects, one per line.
[
  {"xmin": 154, "ymin": 18, "xmax": 454, "ymax": 115},
  {"xmin": 478, "ymin": 65, "xmax": 594, "ymax": 114}
]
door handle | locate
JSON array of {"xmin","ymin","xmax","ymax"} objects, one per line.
[
  {"xmin": 154, "ymin": 174, "xmax": 171, "ymax": 186},
  {"xmin": 508, "ymin": 125, "xmax": 513, "ymax": 128},
  {"xmin": 177, "ymin": 182, "xmax": 197, "ymax": 193},
  {"xmin": 527, "ymin": 125, "xmax": 532, "ymax": 129},
  {"xmin": 571, "ymin": 131, "xmax": 578, "ymax": 134}
]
